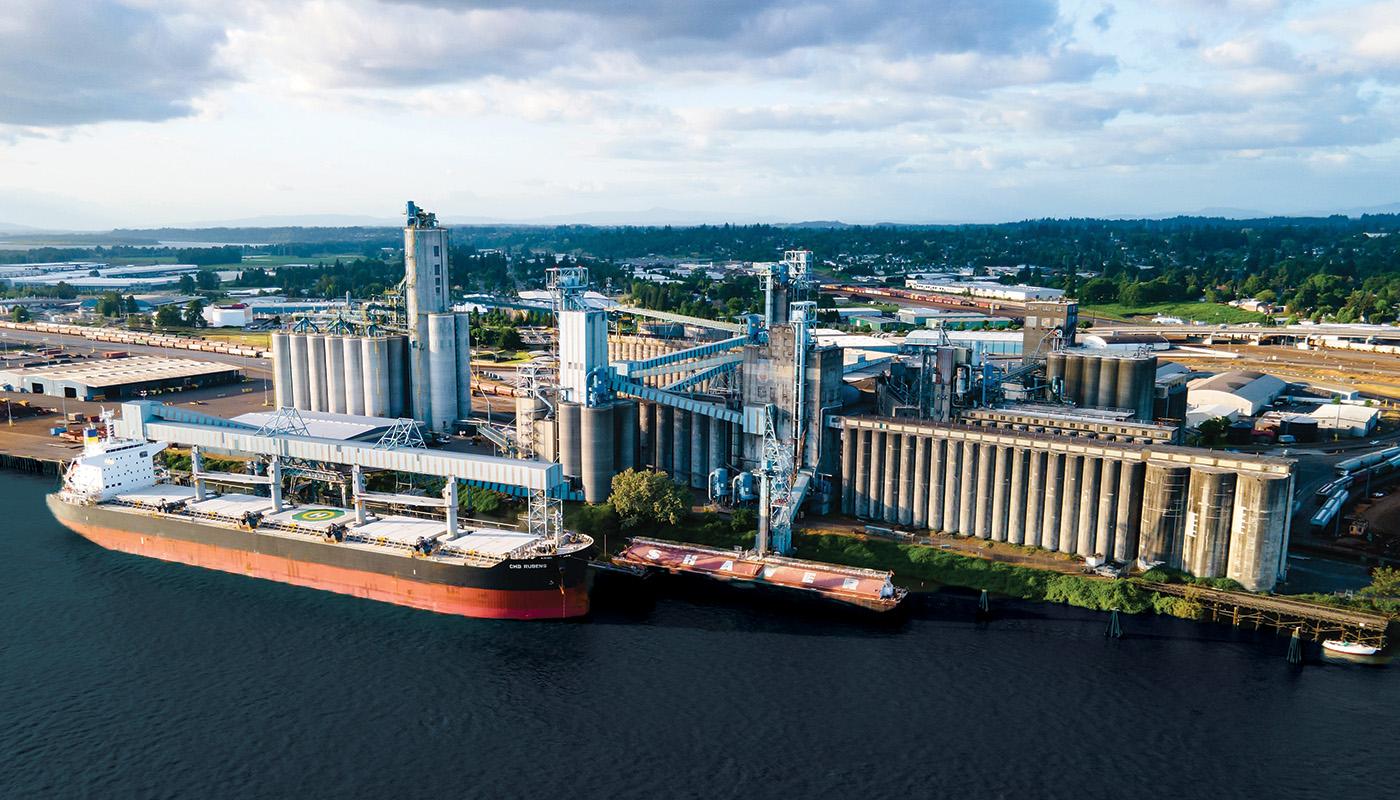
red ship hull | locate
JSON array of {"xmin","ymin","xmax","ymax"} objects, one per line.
[{"xmin": 57, "ymin": 515, "xmax": 589, "ymax": 621}]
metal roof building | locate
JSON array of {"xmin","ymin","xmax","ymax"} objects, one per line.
[
  {"xmin": 0, "ymin": 355, "xmax": 242, "ymax": 401},
  {"xmin": 1187, "ymin": 370, "xmax": 1287, "ymax": 416}
]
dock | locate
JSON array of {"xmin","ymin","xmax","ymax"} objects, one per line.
[{"xmin": 1147, "ymin": 581, "xmax": 1391, "ymax": 648}]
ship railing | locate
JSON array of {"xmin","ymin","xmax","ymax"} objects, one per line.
[{"xmin": 434, "ymin": 545, "xmax": 506, "ymax": 568}]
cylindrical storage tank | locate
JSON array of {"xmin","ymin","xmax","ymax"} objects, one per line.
[
  {"xmin": 614, "ymin": 400, "xmax": 637, "ymax": 473},
  {"xmin": 1185, "ymin": 469, "xmax": 1238, "ymax": 578},
  {"xmin": 1134, "ymin": 356, "xmax": 1157, "ymax": 421},
  {"xmin": 897, "ymin": 433, "xmax": 916, "ymax": 527},
  {"xmin": 638, "ymin": 402, "xmax": 655, "ymax": 468},
  {"xmin": 307, "ymin": 335, "xmax": 328, "ymax": 412},
  {"xmin": 1096, "ymin": 357, "xmax": 1120, "ymax": 409},
  {"xmin": 1059, "ymin": 454, "xmax": 1081, "ymax": 554},
  {"xmin": 882, "ymin": 431, "xmax": 899, "ymax": 524},
  {"xmin": 325, "ymin": 335, "xmax": 346, "ymax": 414},
  {"xmin": 343, "ymin": 337, "xmax": 365, "ymax": 416},
  {"xmin": 843, "ymin": 430, "xmax": 858, "ymax": 515},
  {"xmin": 654, "ymin": 406, "xmax": 673, "ymax": 479},
  {"xmin": 868, "ymin": 431, "xmax": 886, "ymax": 521},
  {"xmin": 1139, "ymin": 463, "xmax": 1191, "ymax": 568},
  {"xmin": 709, "ymin": 420, "xmax": 726, "ymax": 482},
  {"xmin": 911, "ymin": 437, "xmax": 929, "ymax": 530},
  {"xmin": 990, "ymin": 445, "xmax": 1010, "ymax": 541},
  {"xmin": 1226, "ymin": 473, "xmax": 1291, "ymax": 592},
  {"xmin": 426, "ymin": 314, "xmax": 458, "ymax": 431},
  {"xmin": 1115, "ymin": 356, "xmax": 1138, "ymax": 414},
  {"xmin": 1114, "ymin": 461, "xmax": 1145, "ymax": 562},
  {"xmin": 927, "ymin": 438, "xmax": 946, "ymax": 531},
  {"xmin": 1041, "ymin": 453, "xmax": 1063, "ymax": 550},
  {"xmin": 1094, "ymin": 459, "xmax": 1119, "ymax": 558},
  {"xmin": 673, "ymin": 410, "xmax": 691, "ymax": 487},
  {"xmin": 689, "ymin": 414, "xmax": 706, "ymax": 490},
  {"xmin": 580, "ymin": 404, "xmax": 616, "ymax": 503},
  {"xmin": 558, "ymin": 402, "xmax": 582, "ymax": 480},
  {"xmin": 1063, "ymin": 353, "xmax": 1084, "ymax": 406},
  {"xmin": 386, "ymin": 335, "xmax": 407, "ymax": 418},
  {"xmin": 855, "ymin": 429, "xmax": 872, "ymax": 518},
  {"xmin": 1045, "ymin": 351, "xmax": 1066, "ymax": 386},
  {"xmin": 957, "ymin": 440, "xmax": 976, "ymax": 535},
  {"xmin": 1023, "ymin": 450, "xmax": 1045, "ymax": 548},
  {"xmin": 290, "ymin": 334, "xmax": 310, "ymax": 410},
  {"xmin": 1081, "ymin": 355, "xmax": 1102, "ymax": 409},
  {"xmin": 271, "ymin": 332, "xmax": 293, "ymax": 409},
  {"xmin": 362, "ymin": 336, "xmax": 391, "ymax": 418},
  {"xmin": 1076, "ymin": 457, "xmax": 1101, "ymax": 556},
  {"xmin": 940, "ymin": 437, "xmax": 960, "ymax": 533},
  {"xmin": 455, "ymin": 312, "xmax": 473, "ymax": 420},
  {"xmin": 1006, "ymin": 447, "xmax": 1026, "ymax": 545}
]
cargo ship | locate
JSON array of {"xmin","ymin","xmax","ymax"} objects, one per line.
[
  {"xmin": 47, "ymin": 426, "xmax": 592, "ymax": 620},
  {"xmin": 613, "ymin": 537, "xmax": 907, "ymax": 612}
]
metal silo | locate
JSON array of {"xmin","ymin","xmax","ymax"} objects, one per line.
[
  {"xmin": 1081, "ymin": 354, "xmax": 1102, "ymax": 408},
  {"xmin": 1063, "ymin": 352, "xmax": 1084, "ymax": 406},
  {"xmin": 426, "ymin": 314, "xmax": 458, "ymax": 431},
  {"xmin": 386, "ymin": 335, "xmax": 406, "ymax": 418},
  {"xmin": 580, "ymin": 403, "xmax": 616, "ymax": 503},
  {"xmin": 362, "ymin": 336, "xmax": 390, "ymax": 418},
  {"xmin": 454, "ymin": 312, "xmax": 472, "ymax": 420},
  {"xmin": 324, "ymin": 335, "xmax": 346, "ymax": 414},
  {"xmin": 343, "ymin": 337, "xmax": 365, "ymax": 416},
  {"xmin": 1096, "ymin": 356, "xmax": 1120, "ymax": 409},
  {"xmin": 271, "ymin": 332, "xmax": 292, "ymax": 409},
  {"xmin": 290, "ymin": 334, "xmax": 310, "ymax": 410}
]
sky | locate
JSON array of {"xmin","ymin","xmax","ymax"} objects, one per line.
[{"xmin": 1, "ymin": 0, "xmax": 1399, "ymax": 230}]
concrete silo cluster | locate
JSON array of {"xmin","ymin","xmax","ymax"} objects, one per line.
[{"xmin": 839, "ymin": 419, "xmax": 1294, "ymax": 592}]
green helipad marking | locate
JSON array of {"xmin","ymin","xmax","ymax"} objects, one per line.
[{"xmin": 292, "ymin": 508, "xmax": 345, "ymax": 522}]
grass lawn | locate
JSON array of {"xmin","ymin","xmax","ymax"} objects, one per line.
[
  {"xmin": 1082, "ymin": 301, "xmax": 1269, "ymax": 325},
  {"xmin": 199, "ymin": 331, "xmax": 271, "ymax": 347}
]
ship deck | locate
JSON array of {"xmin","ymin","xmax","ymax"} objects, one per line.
[{"xmin": 101, "ymin": 486, "xmax": 574, "ymax": 565}]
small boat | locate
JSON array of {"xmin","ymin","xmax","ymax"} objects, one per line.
[{"xmin": 1322, "ymin": 640, "xmax": 1381, "ymax": 656}]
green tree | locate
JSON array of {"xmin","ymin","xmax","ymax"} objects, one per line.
[
  {"xmin": 177, "ymin": 274, "xmax": 196, "ymax": 294},
  {"xmin": 1197, "ymin": 416, "xmax": 1232, "ymax": 446},
  {"xmin": 609, "ymin": 468, "xmax": 689, "ymax": 528},
  {"xmin": 96, "ymin": 291, "xmax": 123, "ymax": 317},
  {"xmin": 195, "ymin": 269, "xmax": 220, "ymax": 290},
  {"xmin": 1359, "ymin": 566, "xmax": 1400, "ymax": 599},
  {"xmin": 9, "ymin": 304, "xmax": 30, "ymax": 322},
  {"xmin": 154, "ymin": 305, "xmax": 183, "ymax": 328},
  {"xmin": 183, "ymin": 298, "xmax": 206, "ymax": 327}
]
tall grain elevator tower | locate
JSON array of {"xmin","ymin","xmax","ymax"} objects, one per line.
[{"xmin": 404, "ymin": 201, "xmax": 472, "ymax": 432}]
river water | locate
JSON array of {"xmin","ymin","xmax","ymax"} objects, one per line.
[{"xmin": 2, "ymin": 472, "xmax": 1396, "ymax": 799}]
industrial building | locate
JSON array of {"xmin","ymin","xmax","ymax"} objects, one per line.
[
  {"xmin": 1187, "ymin": 371, "xmax": 1288, "ymax": 417},
  {"xmin": 0, "ymin": 355, "xmax": 242, "ymax": 400},
  {"xmin": 260, "ymin": 205, "xmax": 1295, "ymax": 591}
]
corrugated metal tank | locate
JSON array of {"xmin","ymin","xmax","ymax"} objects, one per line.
[
  {"xmin": 343, "ymin": 336, "xmax": 365, "ymax": 416},
  {"xmin": 289, "ymin": 333, "xmax": 310, "ymax": 410},
  {"xmin": 1081, "ymin": 354, "xmax": 1102, "ymax": 409},
  {"xmin": 580, "ymin": 404, "xmax": 616, "ymax": 503},
  {"xmin": 1096, "ymin": 356, "xmax": 1120, "ymax": 409},
  {"xmin": 307, "ymin": 334, "xmax": 328, "ymax": 412},
  {"xmin": 557, "ymin": 402, "xmax": 582, "ymax": 481},
  {"xmin": 426, "ymin": 314, "xmax": 458, "ymax": 430},
  {"xmin": 324, "ymin": 335, "xmax": 346, "ymax": 414},
  {"xmin": 613, "ymin": 399, "xmax": 637, "ymax": 474},
  {"xmin": 1115, "ymin": 355, "xmax": 1138, "ymax": 413},
  {"xmin": 454, "ymin": 312, "xmax": 472, "ymax": 420},
  {"xmin": 1063, "ymin": 352, "xmax": 1084, "ymax": 405},
  {"xmin": 1135, "ymin": 355, "xmax": 1158, "ymax": 422},
  {"xmin": 386, "ymin": 335, "xmax": 406, "ymax": 418},
  {"xmin": 362, "ymin": 336, "xmax": 390, "ymax": 418},
  {"xmin": 271, "ymin": 332, "xmax": 292, "ymax": 409}
]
